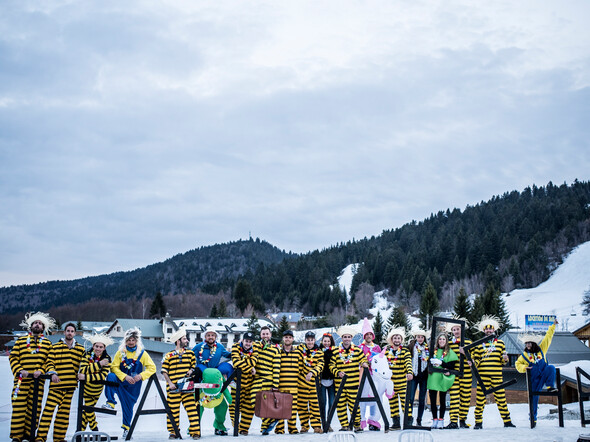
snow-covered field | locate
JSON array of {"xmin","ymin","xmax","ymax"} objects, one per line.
[{"xmin": 0, "ymin": 356, "xmax": 586, "ymax": 442}]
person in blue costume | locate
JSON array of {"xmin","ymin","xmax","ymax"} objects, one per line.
[
  {"xmin": 103, "ymin": 327, "xmax": 156, "ymax": 439},
  {"xmin": 192, "ymin": 328, "xmax": 233, "ymax": 380},
  {"xmin": 515, "ymin": 319, "xmax": 558, "ymax": 427}
]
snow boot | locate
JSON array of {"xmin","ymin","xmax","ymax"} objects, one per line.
[
  {"xmin": 473, "ymin": 422, "xmax": 482, "ymax": 430},
  {"xmin": 504, "ymin": 421, "xmax": 516, "ymax": 428},
  {"xmin": 391, "ymin": 416, "xmax": 401, "ymax": 429}
]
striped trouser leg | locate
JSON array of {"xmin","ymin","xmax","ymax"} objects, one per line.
[
  {"xmin": 473, "ymin": 379, "xmax": 488, "ymax": 423},
  {"xmin": 336, "ymin": 389, "xmax": 351, "ymax": 428},
  {"xmin": 489, "ymin": 376, "xmax": 511, "ymax": 422},
  {"xmin": 348, "ymin": 390, "xmax": 360, "ymax": 427},
  {"xmin": 298, "ymin": 385, "xmax": 321, "ymax": 430},
  {"xmin": 181, "ymin": 393, "xmax": 201, "ymax": 437},
  {"xmin": 448, "ymin": 380, "xmax": 461, "ymax": 423},
  {"xmin": 335, "ymin": 389, "xmax": 360, "ymax": 428},
  {"xmin": 81, "ymin": 392, "xmax": 101, "ymax": 431},
  {"xmin": 166, "ymin": 392, "xmax": 182, "ymax": 435},
  {"xmin": 459, "ymin": 374, "xmax": 472, "ymax": 421},
  {"xmin": 52, "ymin": 389, "xmax": 75, "ymax": 441},
  {"xmin": 250, "ymin": 378, "xmax": 273, "ymax": 432},
  {"xmin": 229, "ymin": 386, "xmax": 235, "ymax": 427},
  {"xmin": 389, "ymin": 378, "xmax": 407, "ymax": 418},
  {"xmin": 10, "ymin": 379, "xmax": 40, "ymax": 440},
  {"xmin": 275, "ymin": 392, "xmax": 297, "ymax": 434},
  {"xmin": 36, "ymin": 388, "xmax": 68, "ymax": 441},
  {"xmin": 235, "ymin": 379, "xmax": 255, "ymax": 433},
  {"xmin": 297, "ymin": 385, "xmax": 311, "ymax": 430}
]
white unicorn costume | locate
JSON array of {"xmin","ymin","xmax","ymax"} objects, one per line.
[{"xmin": 360, "ymin": 348, "xmax": 394, "ymax": 430}]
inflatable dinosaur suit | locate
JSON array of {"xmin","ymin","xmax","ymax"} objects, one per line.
[{"xmin": 199, "ymin": 368, "xmax": 232, "ymax": 433}]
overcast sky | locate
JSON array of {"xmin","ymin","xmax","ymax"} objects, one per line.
[{"xmin": 1, "ymin": 1, "xmax": 589, "ymax": 287}]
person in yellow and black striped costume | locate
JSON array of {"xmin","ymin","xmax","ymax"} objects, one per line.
[
  {"xmin": 297, "ymin": 331, "xmax": 324, "ymax": 434},
  {"xmin": 78, "ymin": 332, "xmax": 113, "ymax": 432},
  {"xmin": 250, "ymin": 325, "xmax": 281, "ymax": 435},
  {"xmin": 329, "ymin": 325, "xmax": 368, "ymax": 432},
  {"xmin": 445, "ymin": 318, "xmax": 472, "ymax": 429},
  {"xmin": 161, "ymin": 328, "xmax": 200, "ymax": 440},
  {"xmin": 230, "ymin": 331, "xmax": 257, "ymax": 435},
  {"xmin": 383, "ymin": 327, "xmax": 413, "ymax": 429},
  {"xmin": 36, "ymin": 322, "xmax": 85, "ymax": 442},
  {"xmin": 273, "ymin": 330, "xmax": 300, "ymax": 434},
  {"xmin": 9, "ymin": 312, "xmax": 54, "ymax": 442},
  {"xmin": 469, "ymin": 315, "xmax": 515, "ymax": 429}
]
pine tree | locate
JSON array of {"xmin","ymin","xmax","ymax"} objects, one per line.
[
  {"xmin": 210, "ymin": 303, "xmax": 218, "ymax": 317},
  {"xmin": 469, "ymin": 293, "xmax": 485, "ymax": 340},
  {"xmin": 245, "ymin": 312, "xmax": 261, "ymax": 338},
  {"xmin": 386, "ymin": 306, "xmax": 410, "ymax": 334},
  {"xmin": 149, "ymin": 291, "xmax": 166, "ymax": 319},
  {"xmin": 489, "ymin": 285, "xmax": 511, "ymax": 334},
  {"xmin": 272, "ymin": 315, "xmax": 290, "ymax": 343},
  {"xmin": 419, "ymin": 281, "xmax": 439, "ymax": 329},
  {"xmin": 373, "ymin": 310, "xmax": 385, "ymax": 345},
  {"xmin": 272, "ymin": 315, "xmax": 291, "ymax": 343},
  {"xmin": 218, "ymin": 298, "xmax": 228, "ymax": 316},
  {"xmin": 469, "ymin": 284, "xmax": 511, "ymax": 338},
  {"xmin": 453, "ymin": 286, "xmax": 471, "ymax": 319},
  {"xmin": 583, "ymin": 287, "xmax": 590, "ymax": 315},
  {"xmin": 234, "ymin": 279, "xmax": 254, "ymax": 313}
]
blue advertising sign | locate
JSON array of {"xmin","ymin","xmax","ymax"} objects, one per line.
[{"xmin": 525, "ymin": 314, "xmax": 556, "ymax": 332}]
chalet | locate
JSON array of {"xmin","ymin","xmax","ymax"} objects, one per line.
[
  {"xmin": 574, "ymin": 321, "xmax": 590, "ymax": 346},
  {"xmin": 161, "ymin": 315, "xmax": 275, "ymax": 348},
  {"xmin": 106, "ymin": 318, "xmax": 164, "ymax": 341},
  {"xmin": 268, "ymin": 312, "xmax": 302, "ymax": 330}
]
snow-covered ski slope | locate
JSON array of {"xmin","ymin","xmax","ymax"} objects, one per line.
[
  {"xmin": 342, "ymin": 240, "xmax": 590, "ymax": 333},
  {"xmin": 504, "ymin": 241, "xmax": 590, "ymax": 332}
]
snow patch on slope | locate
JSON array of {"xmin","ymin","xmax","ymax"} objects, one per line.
[{"xmin": 504, "ymin": 241, "xmax": 590, "ymax": 331}]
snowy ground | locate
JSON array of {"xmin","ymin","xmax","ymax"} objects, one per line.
[{"xmin": 0, "ymin": 356, "xmax": 586, "ymax": 442}]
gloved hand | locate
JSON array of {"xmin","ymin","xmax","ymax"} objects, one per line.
[{"xmin": 431, "ymin": 358, "xmax": 442, "ymax": 367}]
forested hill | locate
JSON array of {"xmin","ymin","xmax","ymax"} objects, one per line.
[
  {"xmin": 230, "ymin": 180, "xmax": 590, "ymax": 317},
  {"xmin": 0, "ymin": 239, "xmax": 290, "ymax": 315},
  {"xmin": 2, "ymin": 181, "xmax": 590, "ymax": 328}
]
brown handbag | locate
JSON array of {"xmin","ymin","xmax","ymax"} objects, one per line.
[{"xmin": 254, "ymin": 390, "xmax": 293, "ymax": 419}]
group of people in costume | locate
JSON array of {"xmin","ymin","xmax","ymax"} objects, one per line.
[{"xmin": 8, "ymin": 311, "xmax": 559, "ymax": 441}]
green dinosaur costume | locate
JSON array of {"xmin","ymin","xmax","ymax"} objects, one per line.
[{"xmin": 199, "ymin": 368, "xmax": 232, "ymax": 432}]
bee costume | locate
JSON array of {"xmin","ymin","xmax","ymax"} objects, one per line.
[
  {"xmin": 471, "ymin": 316, "xmax": 514, "ymax": 429},
  {"xmin": 79, "ymin": 333, "xmax": 114, "ymax": 432},
  {"xmin": 9, "ymin": 312, "xmax": 54, "ymax": 442}
]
